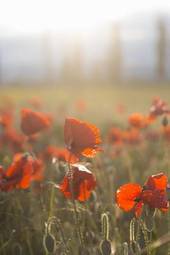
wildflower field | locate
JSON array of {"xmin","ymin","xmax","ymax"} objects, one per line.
[{"xmin": 0, "ymin": 84, "xmax": 170, "ymax": 255}]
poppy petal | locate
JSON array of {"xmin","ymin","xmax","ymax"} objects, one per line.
[
  {"xmin": 59, "ymin": 164, "xmax": 96, "ymax": 202},
  {"xmin": 64, "ymin": 118, "xmax": 101, "ymax": 158},
  {"xmin": 145, "ymin": 173, "xmax": 168, "ymax": 191},
  {"xmin": 116, "ymin": 183, "xmax": 142, "ymax": 211}
]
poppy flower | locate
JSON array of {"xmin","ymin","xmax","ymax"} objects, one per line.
[
  {"xmin": 128, "ymin": 113, "xmax": 150, "ymax": 129},
  {"xmin": 116, "ymin": 173, "xmax": 169, "ymax": 217},
  {"xmin": 108, "ymin": 127, "xmax": 123, "ymax": 145},
  {"xmin": 150, "ymin": 97, "xmax": 170, "ymax": 117},
  {"xmin": 21, "ymin": 108, "xmax": 52, "ymax": 136},
  {"xmin": 0, "ymin": 153, "xmax": 44, "ymax": 191},
  {"xmin": 1, "ymin": 128, "xmax": 25, "ymax": 152},
  {"xmin": 122, "ymin": 128, "xmax": 142, "ymax": 145},
  {"xmin": 59, "ymin": 164, "xmax": 96, "ymax": 202},
  {"xmin": 0, "ymin": 109, "xmax": 13, "ymax": 129},
  {"xmin": 64, "ymin": 118, "xmax": 101, "ymax": 161},
  {"xmin": 44, "ymin": 145, "xmax": 78, "ymax": 163}
]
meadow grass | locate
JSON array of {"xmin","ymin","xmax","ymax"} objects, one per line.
[{"xmin": 0, "ymin": 82, "xmax": 169, "ymax": 255}]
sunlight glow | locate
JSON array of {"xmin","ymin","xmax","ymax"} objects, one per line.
[{"xmin": 0, "ymin": 0, "xmax": 170, "ymax": 35}]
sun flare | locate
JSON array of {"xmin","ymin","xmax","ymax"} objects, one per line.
[{"xmin": 1, "ymin": 0, "xmax": 169, "ymax": 35}]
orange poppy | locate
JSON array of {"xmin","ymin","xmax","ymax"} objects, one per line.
[
  {"xmin": 116, "ymin": 173, "xmax": 169, "ymax": 217},
  {"xmin": 59, "ymin": 164, "xmax": 96, "ymax": 202},
  {"xmin": 128, "ymin": 113, "xmax": 150, "ymax": 129},
  {"xmin": 116, "ymin": 183, "xmax": 142, "ymax": 212},
  {"xmin": 21, "ymin": 108, "xmax": 52, "ymax": 136},
  {"xmin": 0, "ymin": 153, "xmax": 44, "ymax": 191},
  {"xmin": 122, "ymin": 128, "xmax": 142, "ymax": 145},
  {"xmin": 64, "ymin": 118, "xmax": 101, "ymax": 161}
]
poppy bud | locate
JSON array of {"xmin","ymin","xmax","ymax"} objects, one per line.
[
  {"xmin": 100, "ymin": 213, "xmax": 111, "ymax": 255},
  {"xmin": 162, "ymin": 115, "xmax": 168, "ymax": 127},
  {"xmin": 100, "ymin": 240, "xmax": 112, "ymax": 255},
  {"xmin": 43, "ymin": 233, "xmax": 57, "ymax": 254},
  {"xmin": 12, "ymin": 243, "xmax": 22, "ymax": 255}
]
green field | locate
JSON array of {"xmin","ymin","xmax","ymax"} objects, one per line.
[
  {"xmin": 0, "ymin": 83, "xmax": 169, "ymax": 255},
  {"xmin": 1, "ymin": 83, "xmax": 170, "ymax": 123}
]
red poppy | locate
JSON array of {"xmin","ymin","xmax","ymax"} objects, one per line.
[
  {"xmin": 122, "ymin": 128, "xmax": 142, "ymax": 145},
  {"xmin": 21, "ymin": 108, "xmax": 52, "ymax": 136},
  {"xmin": 150, "ymin": 97, "xmax": 170, "ymax": 117},
  {"xmin": 141, "ymin": 173, "xmax": 169, "ymax": 212},
  {"xmin": 108, "ymin": 127, "xmax": 123, "ymax": 145},
  {"xmin": 59, "ymin": 164, "xmax": 96, "ymax": 202},
  {"xmin": 0, "ymin": 109, "xmax": 13, "ymax": 129},
  {"xmin": 116, "ymin": 173, "xmax": 169, "ymax": 217},
  {"xmin": 0, "ymin": 153, "xmax": 44, "ymax": 191},
  {"xmin": 116, "ymin": 183, "xmax": 142, "ymax": 212},
  {"xmin": 1, "ymin": 128, "xmax": 25, "ymax": 152},
  {"xmin": 64, "ymin": 118, "xmax": 101, "ymax": 161}
]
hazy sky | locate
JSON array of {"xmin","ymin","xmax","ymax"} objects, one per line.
[{"xmin": 0, "ymin": 0, "xmax": 170, "ymax": 35}]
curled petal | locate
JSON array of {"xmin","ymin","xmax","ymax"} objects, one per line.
[
  {"xmin": 145, "ymin": 172, "xmax": 168, "ymax": 191},
  {"xmin": 59, "ymin": 164, "xmax": 96, "ymax": 202},
  {"xmin": 142, "ymin": 189, "xmax": 169, "ymax": 210},
  {"xmin": 64, "ymin": 117, "xmax": 101, "ymax": 159}
]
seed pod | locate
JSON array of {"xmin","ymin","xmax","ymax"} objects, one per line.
[
  {"xmin": 101, "ymin": 213, "xmax": 110, "ymax": 240},
  {"xmin": 12, "ymin": 243, "xmax": 22, "ymax": 255},
  {"xmin": 43, "ymin": 232, "xmax": 57, "ymax": 254},
  {"xmin": 162, "ymin": 115, "xmax": 168, "ymax": 126},
  {"xmin": 100, "ymin": 240, "xmax": 112, "ymax": 255},
  {"xmin": 100, "ymin": 213, "xmax": 111, "ymax": 255}
]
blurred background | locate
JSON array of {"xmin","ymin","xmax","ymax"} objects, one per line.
[{"xmin": 0, "ymin": 0, "xmax": 170, "ymax": 86}]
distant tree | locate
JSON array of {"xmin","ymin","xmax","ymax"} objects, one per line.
[
  {"xmin": 42, "ymin": 31, "xmax": 54, "ymax": 82},
  {"xmin": 59, "ymin": 35, "xmax": 84, "ymax": 84},
  {"xmin": 156, "ymin": 18, "xmax": 167, "ymax": 80},
  {"xmin": 106, "ymin": 23, "xmax": 122, "ymax": 83}
]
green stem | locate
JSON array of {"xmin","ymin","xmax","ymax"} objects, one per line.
[
  {"xmin": 67, "ymin": 155, "xmax": 84, "ymax": 248},
  {"xmin": 48, "ymin": 184, "xmax": 55, "ymax": 218}
]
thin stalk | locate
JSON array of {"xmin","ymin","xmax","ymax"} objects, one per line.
[
  {"xmin": 48, "ymin": 184, "xmax": 55, "ymax": 218},
  {"xmin": 67, "ymin": 154, "xmax": 84, "ymax": 248}
]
